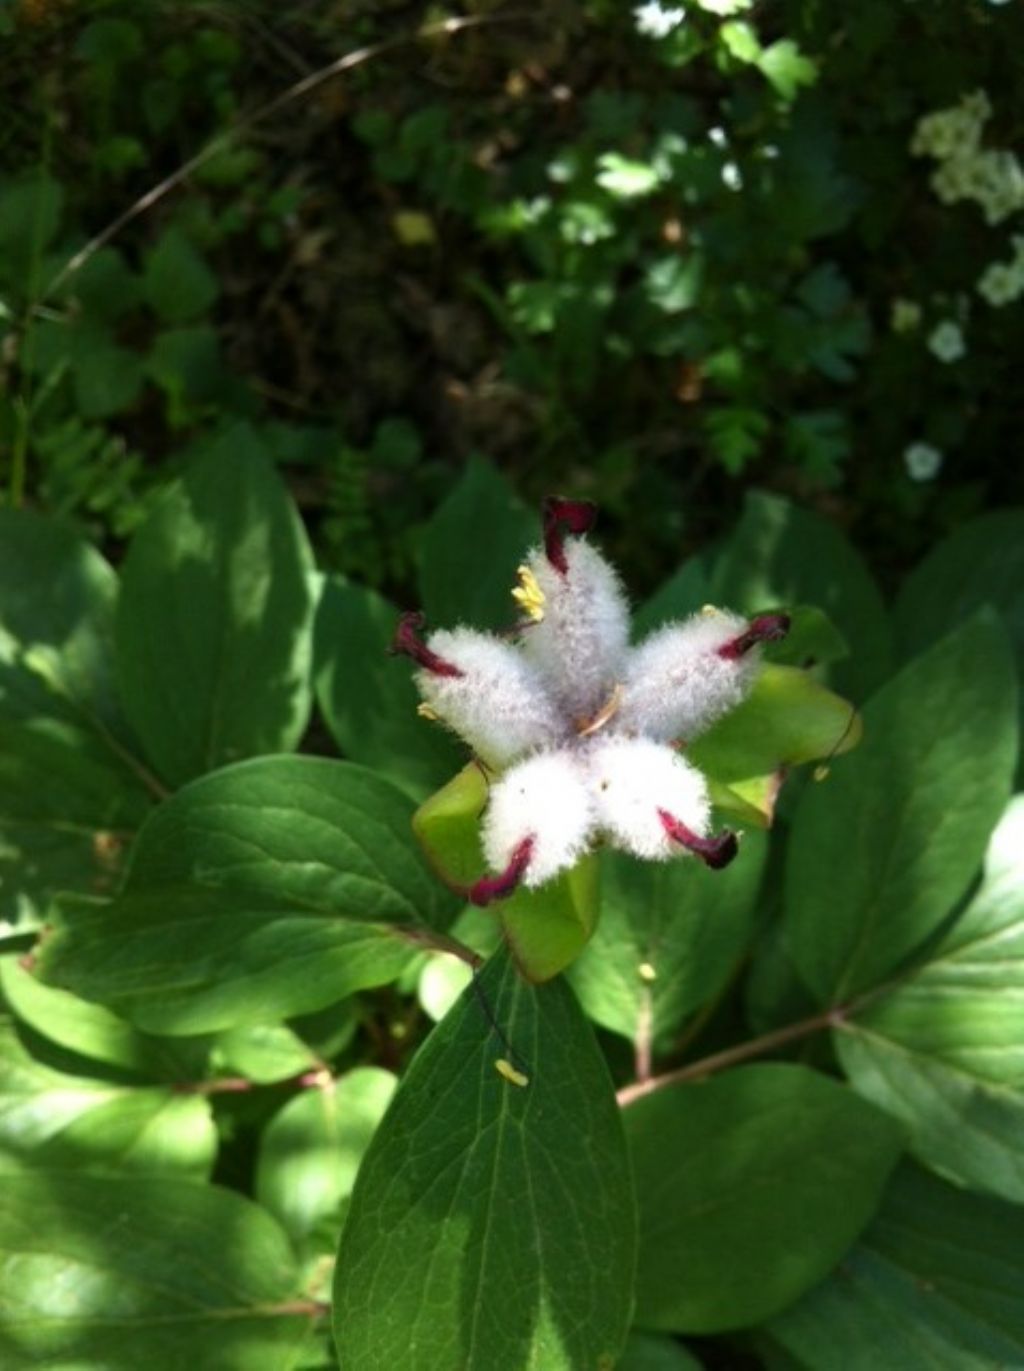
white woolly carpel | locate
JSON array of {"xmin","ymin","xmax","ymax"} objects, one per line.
[
  {"xmin": 482, "ymin": 748, "xmax": 595, "ymax": 888},
  {"xmin": 614, "ymin": 610, "xmax": 760, "ymax": 744},
  {"xmin": 521, "ymin": 539, "xmax": 630, "ymax": 722},
  {"xmin": 588, "ymin": 735, "xmax": 710, "ymax": 861},
  {"xmin": 416, "ymin": 630, "xmax": 568, "ymax": 768}
]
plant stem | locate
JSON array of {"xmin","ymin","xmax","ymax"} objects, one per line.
[{"xmin": 616, "ymin": 1003, "xmax": 848, "ymax": 1108}]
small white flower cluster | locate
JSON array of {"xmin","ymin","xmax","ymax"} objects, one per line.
[
  {"xmin": 927, "ymin": 319, "xmax": 966, "ymax": 364},
  {"xmin": 633, "ymin": 1, "xmax": 687, "ymax": 38},
  {"xmin": 912, "ymin": 91, "xmax": 1024, "ymax": 227},
  {"xmin": 903, "ymin": 442, "xmax": 943, "ymax": 483},
  {"xmin": 395, "ymin": 499, "xmax": 788, "ymax": 902},
  {"xmin": 977, "ymin": 235, "xmax": 1024, "ymax": 308}
]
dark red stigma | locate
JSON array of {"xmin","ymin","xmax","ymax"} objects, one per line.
[
  {"xmin": 658, "ymin": 810, "xmax": 738, "ymax": 870},
  {"xmin": 543, "ymin": 496, "xmax": 598, "ymax": 575},
  {"xmin": 466, "ymin": 836, "xmax": 535, "ymax": 906},
  {"xmin": 389, "ymin": 611, "xmax": 463, "ymax": 677},
  {"xmin": 718, "ymin": 612, "xmax": 791, "ymax": 661}
]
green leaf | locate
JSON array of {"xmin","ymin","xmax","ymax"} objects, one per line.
[
  {"xmin": 765, "ymin": 605, "xmax": 849, "ymax": 670},
  {"xmin": 257, "ymin": 1067, "xmax": 397, "ymax": 1247},
  {"xmin": 314, "ymin": 575, "xmax": 460, "ymax": 799},
  {"xmin": 711, "ymin": 491, "xmax": 892, "ymax": 700},
  {"xmin": 417, "ymin": 459, "xmax": 536, "ymax": 632},
  {"xmin": 0, "ymin": 717, "xmax": 150, "ymax": 918},
  {"xmin": 210, "ymin": 1023, "xmax": 318, "ymax": 1084},
  {"xmin": 596, "ymin": 153, "xmax": 661, "ymax": 198},
  {"xmin": 765, "ymin": 1164, "xmax": 1024, "ymax": 1369},
  {"xmin": 0, "ymin": 508, "xmax": 124, "ymax": 734},
  {"xmin": 619, "ymin": 1333, "xmax": 704, "ymax": 1370},
  {"xmin": 784, "ymin": 615, "xmax": 1018, "ymax": 1003},
  {"xmin": 0, "ymin": 1020, "xmax": 215, "ymax": 1175},
  {"xmin": 836, "ymin": 796, "xmax": 1024, "ymax": 1202},
  {"xmin": 895, "ymin": 510, "xmax": 1024, "ymax": 745},
  {"xmin": 116, "ymin": 426, "xmax": 316, "ymax": 787},
  {"xmin": 71, "ymin": 328, "xmax": 144, "ymax": 418},
  {"xmin": 0, "ymin": 1163, "xmax": 314, "ymax": 1369},
  {"xmin": 333, "ymin": 947, "xmax": 636, "ymax": 1371},
  {"xmin": 705, "ymin": 406, "xmax": 769, "ymax": 474},
  {"xmin": 142, "ymin": 225, "xmax": 219, "ymax": 323},
  {"xmin": 569, "ymin": 831, "xmax": 766, "ymax": 1049},
  {"xmin": 0, "ymin": 955, "xmax": 203, "ymax": 1083},
  {"xmin": 626, "ymin": 1064, "xmax": 903, "ymax": 1333},
  {"xmin": 37, "ymin": 757, "xmax": 455, "ymax": 1033},
  {"xmin": 0, "ymin": 174, "xmax": 63, "ymax": 287},
  {"xmin": 719, "ymin": 21, "xmax": 761, "ymax": 64},
  {"xmin": 757, "ymin": 39, "xmax": 818, "ymax": 100}
]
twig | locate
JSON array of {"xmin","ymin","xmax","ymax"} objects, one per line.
[{"xmin": 616, "ymin": 1003, "xmax": 849, "ymax": 1108}]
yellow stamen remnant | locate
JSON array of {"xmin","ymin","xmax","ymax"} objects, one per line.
[
  {"xmin": 701, "ymin": 604, "xmax": 722, "ymax": 617},
  {"xmin": 417, "ymin": 702, "xmax": 441, "ymax": 721},
  {"xmin": 813, "ymin": 765, "xmax": 830, "ymax": 782},
  {"xmin": 512, "ymin": 564, "xmax": 546, "ymax": 622},
  {"xmin": 576, "ymin": 683, "xmax": 624, "ymax": 738},
  {"xmin": 495, "ymin": 1058, "xmax": 530, "ymax": 1088},
  {"xmin": 638, "ymin": 961, "xmax": 657, "ymax": 983}
]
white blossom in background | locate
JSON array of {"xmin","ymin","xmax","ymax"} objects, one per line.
[
  {"xmin": 394, "ymin": 499, "xmax": 788, "ymax": 903},
  {"xmin": 903, "ymin": 442, "xmax": 944, "ymax": 482},
  {"xmin": 912, "ymin": 90, "xmax": 1024, "ymax": 226},
  {"xmin": 927, "ymin": 319, "xmax": 966, "ymax": 363},
  {"xmin": 633, "ymin": 1, "xmax": 687, "ymax": 38},
  {"xmin": 977, "ymin": 236, "xmax": 1024, "ymax": 307}
]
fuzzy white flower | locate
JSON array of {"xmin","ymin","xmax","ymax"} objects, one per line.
[
  {"xmin": 393, "ymin": 498, "xmax": 788, "ymax": 902},
  {"xmin": 927, "ymin": 319, "xmax": 966, "ymax": 363}
]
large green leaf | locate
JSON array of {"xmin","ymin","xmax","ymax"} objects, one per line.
[
  {"xmin": 0, "ymin": 508, "xmax": 124, "ymax": 736},
  {"xmin": 634, "ymin": 558, "xmax": 712, "ymax": 639},
  {"xmin": 257, "ymin": 1066, "xmax": 397, "ymax": 1248},
  {"xmin": 710, "ymin": 490, "xmax": 892, "ymax": 700},
  {"xmin": 0, "ymin": 1019, "xmax": 214, "ymax": 1175},
  {"xmin": 0, "ymin": 1163, "xmax": 315, "ymax": 1369},
  {"xmin": 784, "ymin": 615, "xmax": 1018, "ymax": 1004},
  {"xmin": 619, "ymin": 1333, "xmax": 704, "ymax": 1370},
  {"xmin": 116, "ymin": 426, "xmax": 316, "ymax": 787},
  {"xmin": 765, "ymin": 1164, "xmax": 1024, "ymax": 1369},
  {"xmin": 0, "ymin": 718, "xmax": 150, "ymax": 919},
  {"xmin": 895, "ymin": 510, "xmax": 1024, "ymax": 742},
  {"xmin": 333, "ymin": 948, "xmax": 636, "ymax": 1370},
  {"xmin": 0, "ymin": 956, "xmax": 197, "ymax": 1081},
  {"xmin": 36, "ymin": 757, "xmax": 456, "ymax": 1032},
  {"xmin": 626, "ymin": 1064, "xmax": 903, "ymax": 1333},
  {"xmin": 569, "ymin": 832, "xmax": 766, "ymax": 1050},
  {"xmin": 417, "ymin": 458, "xmax": 537, "ymax": 632},
  {"xmin": 836, "ymin": 796, "xmax": 1024, "ymax": 1202},
  {"xmin": 314, "ymin": 575, "xmax": 460, "ymax": 799}
]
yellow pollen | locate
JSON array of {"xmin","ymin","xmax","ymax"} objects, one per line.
[
  {"xmin": 495, "ymin": 1058, "xmax": 530, "ymax": 1087},
  {"xmin": 813, "ymin": 764, "xmax": 830, "ymax": 782},
  {"xmin": 638, "ymin": 961, "xmax": 657, "ymax": 983},
  {"xmin": 512, "ymin": 564, "xmax": 546, "ymax": 622},
  {"xmin": 417, "ymin": 703, "xmax": 441, "ymax": 721},
  {"xmin": 576, "ymin": 683, "xmax": 624, "ymax": 738},
  {"xmin": 701, "ymin": 604, "xmax": 722, "ymax": 617}
]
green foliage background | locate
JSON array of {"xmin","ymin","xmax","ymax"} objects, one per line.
[{"xmin": 1, "ymin": 2, "xmax": 1024, "ymax": 1369}]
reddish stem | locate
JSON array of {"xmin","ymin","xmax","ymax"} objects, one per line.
[
  {"xmin": 542, "ymin": 496, "xmax": 597, "ymax": 574},
  {"xmin": 389, "ymin": 611, "xmax": 463, "ymax": 677},
  {"xmin": 659, "ymin": 810, "xmax": 738, "ymax": 869},
  {"xmin": 718, "ymin": 612, "xmax": 791, "ymax": 660},
  {"xmin": 465, "ymin": 836, "xmax": 535, "ymax": 906}
]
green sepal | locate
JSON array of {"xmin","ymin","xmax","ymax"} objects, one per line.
[{"xmin": 412, "ymin": 763, "xmax": 601, "ymax": 982}]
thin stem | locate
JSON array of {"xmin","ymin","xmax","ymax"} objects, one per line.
[
  {"xmin": 633, "ymin": 986, "xmax": 653, "ymax": 1083},
  {"xmin": 394, "ymin": 923, "xmax": 482, "ymax": 969},
  {"xmin": 616, "ymin": 1004, "xmax": 848, "ymax": 1108}
]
